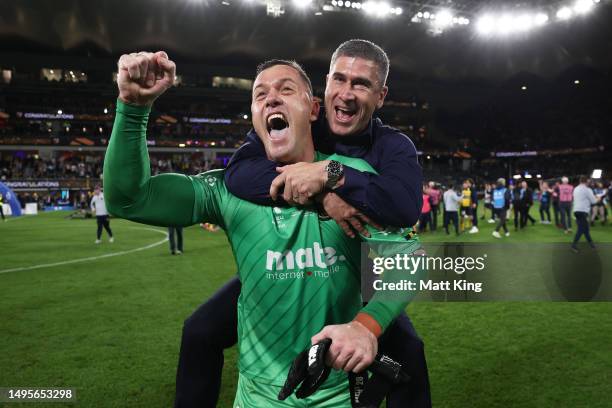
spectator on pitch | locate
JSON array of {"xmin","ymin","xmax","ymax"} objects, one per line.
[
  {"xmin": 418, "ymin": 184, "xmax": 431, "ymax": 233},
  {"xmin": 468, "ymin": 179, "xmax": 479, "ymax": 233},
  {"xmin": 459, "ymin": 180, "xmax": 472, "ymax": 233},
  {"xmin": 571, "ymin": 176, "xmax": 598, "ymax": 252},
  {"xmin": 90, "ymin": 185, "xmax": 114, "ymax": 244},
  {"xmin": 510, "ymin": 183, "xmax": 522, "ymax": 231},
  {"xmin": 519, "ymin": 180, "xmax": 536, "ymax": 228},
  {"xmin": 552, "ymin": 180, "xmax": 561, "ymax": 228},
  {"xmin": 168, "ymin": 226, "xmax": 183, "ymax": 255},
  {"xmin": 443, "ymin": 183, "xmax": 462, "ymax": 235},
  {"xmin": 538, "ymin": 180, "xmax": 552, "ymax": 224},
  {"xmin": 590, "ymin": 181, "xmax": 607, "ymax": 226},
  {"xmin": 558, "ymin": 176, "xmax": 574, "ymax": 234},
  {"xmin": 428, "ymin": 181, "xmax": 441, "ymax": 231},
  {"xmin": 483, "ymin": 183, "xmax": 495, "ymax": 223},
  {"xmin": 492, "ymin": 178, "xmax": 511, "ymax": 238}
]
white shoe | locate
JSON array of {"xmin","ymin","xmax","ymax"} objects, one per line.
[
  {"xmin": 109, "ymin": 237, "xmax": 114, "ymax": 243},
  {"xmin": 492, "ymin": 231, "xmax": 501, "ymax": 238},
  {"xmin": 469, "ymin": 226, "xmax": 479, "ymax": 234},
  {"xmin": 505, "ymin": 232, "xmax": 510, "ymax": 237},
  {"xmin": 488, "ymin": 219, "xmax": 495, "ymax": 224},
  {"xmin": 95, "ymin": 239, "xmax": 101, "ymax": 244},
  {"xmin": 176, "ymin": 250, "xmax": 182, "ymax": 255}
]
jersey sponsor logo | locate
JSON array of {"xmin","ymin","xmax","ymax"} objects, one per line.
[
  {"xmin": 265, "ymin": 242, "xmax": 345, "ymax": 271},
  {"xmin": 204, "ymin": 175, "xmax": 217, "ymax": 186}
]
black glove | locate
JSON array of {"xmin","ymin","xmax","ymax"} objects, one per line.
[
  {"xmin": 349, "ymin": 354, "xmax": 411, "ymax": 408},
  {"xmin": 278, "ymin": 338, "xmax": 332, "ymax": 401}
]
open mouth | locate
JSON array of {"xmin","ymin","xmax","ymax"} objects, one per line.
[
  {"xmin": 267, "ymin": 112, "xmax": 289, "ymax": 140},
  {"xmin": 334, "ymin": 107, "xmax": 357, "ymax": 123}
]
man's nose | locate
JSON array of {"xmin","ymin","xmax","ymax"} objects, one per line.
[
  {"xmin": 338, "ymin": 83, "xmax": 355, "ymax": 101},
  {"xmin": 265, "ymin": 89, "xmax": 283, "ymax": 107}
]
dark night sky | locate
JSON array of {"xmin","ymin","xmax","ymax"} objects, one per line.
[{"xmin": 1, "ymin": 0, "xmax": 611, "ymax": 81}]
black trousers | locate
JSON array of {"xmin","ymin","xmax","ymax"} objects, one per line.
[
  {"xmin": 552, "ymin": 201, "xmax": 560, "ymax": 226},
  {"xmin": 513, "ymin": 204, "xmax": 521, "ymax": 229},
  {"xmin": 169, "ymin": 226, "xmax": 184, "ymax": 252},
  {"xmin": 560, "ymin": 202, "xmax": 572, "ymax": 230},
  {"xmin": 539, "ymin": 202, "xmax": 551, "ymax": 222},
  {"xmin": 494, "ymin": 208, "xmax": 508, "ymax": 233},
  {"xmin": 520, "ymin": 205, "xmax": 536, "ymax": 228},
  {"xmin": 572, "ymin": 211, "xmax": 593, "ymax": 246},
  {"xmin": 174, "ymin": 277, "xmax": 432, "ymax": 408},
  {"xmin": 96, "ymin": 215, "xmax": 112, "ymax": 239},
  {"xmin": 444, "ymin": 210, "xmax": 459, "ymax": 235},
  {"xmin": 419, "ymin": 211, "xmax": 431, "ymax": 233},
  {"xmin": 430, "ymin": 204, "xmax": 439, "ymax": 231},
  {"xmin": 0, "ymin": 204, "xmax": 5, "ymax": 220}
]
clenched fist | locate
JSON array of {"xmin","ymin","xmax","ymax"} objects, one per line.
[{"xmin": 117, "ymin": 51, "xmax": 176, "ymax": 106}]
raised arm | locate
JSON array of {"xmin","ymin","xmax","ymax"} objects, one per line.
[{"xmin": 104, "ymin": 51, "xmax": 203, "ymax": 227}]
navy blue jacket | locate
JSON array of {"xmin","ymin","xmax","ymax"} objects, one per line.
[{"xmin": 224, "ymin": 110, "xmax": 423, "ymax": 227}]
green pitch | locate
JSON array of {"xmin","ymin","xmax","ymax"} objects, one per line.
[{"xmin": 1, "ymin": 210, "xmax": 611, "ymax": 407}]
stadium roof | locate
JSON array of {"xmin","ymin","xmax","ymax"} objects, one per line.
[{"xmin": 1, "ymin": 0, "xmax": 611, "ymax": 80}]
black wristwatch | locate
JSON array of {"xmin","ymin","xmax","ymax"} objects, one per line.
[{"xmin": 324, "ymin": 160, "xmax": 344, "ymax": 190}]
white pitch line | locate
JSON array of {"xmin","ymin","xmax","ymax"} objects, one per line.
[{"xmin": 0, "ymin": 227, "xmax": 168, "ymax": 275}]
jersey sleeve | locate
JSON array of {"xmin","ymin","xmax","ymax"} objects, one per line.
[
  {"xmin": 358, "ymin": 227, "xmax": 423, "ymax": 332},
  {"xmin": 104, "ymin": 99, "xmax": 224, "ymax": 227}
]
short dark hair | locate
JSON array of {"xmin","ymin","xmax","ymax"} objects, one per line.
[
  {"xmin": 255, "ymin": 59, "xmax": 313, "ymax": 97},
  {"xmin": 330, "ymin": 39, "xmax": 390, "ymax": 87},
  {"xmin": 579, "ymin": 175, "xmax": 589, "ymax": 184}
]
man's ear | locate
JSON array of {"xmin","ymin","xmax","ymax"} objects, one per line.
[
  {"xmin": 376, "ymin": 85, "xmax": 389, "ymax": 110},
  {"xmin": 310, "ymin": 98, "xmax": 320, "ymax": 122}
]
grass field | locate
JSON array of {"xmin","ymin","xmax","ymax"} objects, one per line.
[{"xmin": 1, "ymin": 209, "xmax": 611, "ymax": 407}]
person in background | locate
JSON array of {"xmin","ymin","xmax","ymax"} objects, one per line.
[
  {"xmin": 443, "ymin": 183, "xmax": 462, "ymax": 235},
  {"xmin": 519, "ymin": 180, "xmax": 536, "ymax": 228},
  {"xmin": 552, "ymin": 180, "xmax": 561, "ymax": 228},
  {"xmin": 571, "ymin": 175, "xmax": 598, "ymax": 253},
  {"xmin": 428, "ymin": 181, "xmax": 441, "ymax": 231},
  {"xmin": 510, "ymin": 183, "xmax": 521, "ymax": 231},
  {"xmin": 558, "ymin": 176, "xmax": 574, "ymax": 234},
  {"xmin": 459, "ymin": 180, "xmax": 472, "ymax": 233},
  {"xmin": 468, "ymin": 179, "xmax": 479, "ymax": 234},
  {"xmin": 169, "ymin": 226, "xmax": 184, "ymax": 255},
  {"xmin": 483, "ymin": 183, "xmax": 495, "ymax": 224},
  {"xmin": 90, "ymin": 185, "xmax": 114, "ymax": 244},
  {"xmin": 419, "ymin": 184, "xmax": 431, "ymax": 233},
  {"xmin": 492, "ymin": 178, "xmax": 511, "ymax": 238},
  {"xmin": 538, "ymin": 180, "xmax": 552, "ymax": 224},
  {"xmin": 590, "ymin": 181, "xmax": 607, "ymax": 226}
]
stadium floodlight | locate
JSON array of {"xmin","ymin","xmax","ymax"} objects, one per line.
[
  {"xmin": 423, "ymin": 11, "xmax": 430, "ymax": 19},
  {"xmin": 574, "ymin": 0, "xmax": 594, "ymax": 14},
  {"xmin": 591, "ymin": 169, "xmax": 602, "ymax": 179},
  {"xmin": 514, "ymin": 14, "xmax": 534, "ymax": 32},
  {"xmin": 395, "ymin": 7, "xmax": 402, "ymax": 15},
  {"xmin": 315, "ymin": 11, "xmax": 322, "ymax": 15},
  {"xmin": 57, "ymin": 109, "xmax": 63, "ymax": 115},
  {"xmin": 525, "ymin": 174, "xmax": 533, "ymax": 179},
  {"xmin": 417, "ymin": 11, "xmax": 423, "ymax": 18},
  {"xmin": 331, "ymin": 0, "xmax": 337, "ymax": 5},
  {"xmin": 433, "ymin": 9, "xmax": 454, "ymax": 28},
  {"xmin": 557, "ymin": 6, "xmax": 573, "ymax": 20},
  {"xmin": 535, "ymin": 12, "xmax": 549, "ymax": 25},
  {"xmin": 574, "ymin": 79, "xmax": 580, "ymax": 84},
  {"xmin": 292, "ymin": 0, "xmax": 312, "ymax": 8},
  {"xmin": 513, "ymin": 174, "xmax": 522, "ymax": 180},
  {"xmin": 521, "ymin": 85, "xmax": 527, "ymax": 90},
  {"xmin": 536, "ymin": 174, "xmax": 542, "ymax": 178},
  {"xmin": 243, "ymin": 114, "xmax": 248, "ymax": 119},
  {"xmin": 497, "ymin": 14, "xmax": 514, "ymax": 35},
  {"xmin": 476, "ymin": 15, "xmax": 495, "ymax": 35}
]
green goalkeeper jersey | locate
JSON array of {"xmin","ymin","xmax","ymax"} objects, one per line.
[{"xmin": 104, "ymin": 100, "xmax": 420, "ymax": 386}]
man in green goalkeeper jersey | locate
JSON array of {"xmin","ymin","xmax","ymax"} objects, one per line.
[{"xmin": 104, "ymin": 51, "xmax": 418, "ymax": 407}]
